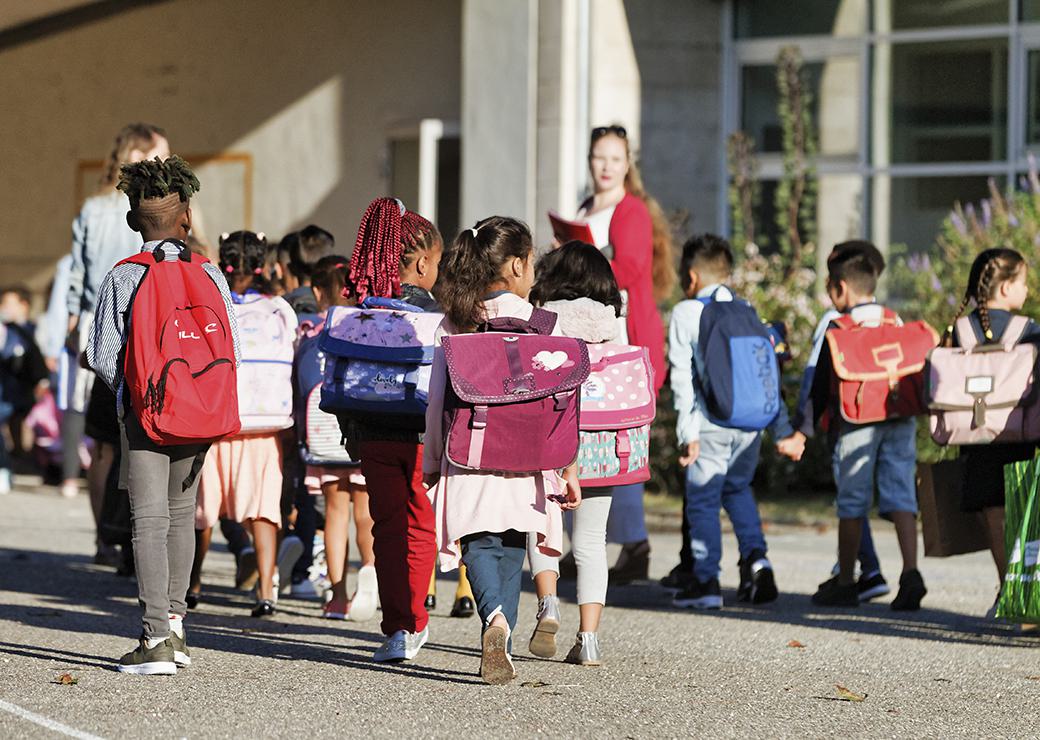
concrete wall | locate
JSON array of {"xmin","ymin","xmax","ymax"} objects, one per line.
[
  {"xmin": 623, "ymin": 0, "xmax": 723, "ymax": 237},
  {"xmin": 0, "ymin": 0, "xmax": 461, "ymax": 291}
]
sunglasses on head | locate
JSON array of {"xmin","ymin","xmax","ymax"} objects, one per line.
[{"xmin": 592, "ymin": 125, "xmax": 627, "ymax": 140}]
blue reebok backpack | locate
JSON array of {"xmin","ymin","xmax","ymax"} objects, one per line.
[{"xmin": 696, "ymin": 291, "xmax": 782, "ymax": 431}]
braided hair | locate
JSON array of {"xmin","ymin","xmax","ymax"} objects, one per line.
[
  {"xmin": 117, "ymin": 155, "xmax": 200, "ymax": 206},
  {"xmin": 219, "ymin": 231, "xmax": 269, "ymax": 293},
  {"xmin": 345, "ymin": 197, "xmax": 440, "ymax": 302},
  {"xmin": 948, "ymin": 247, "xmax": 1025, "ymax": 344}
]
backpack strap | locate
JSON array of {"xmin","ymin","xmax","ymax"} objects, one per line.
[
  {"xmin": 1001, "ymin": 315, "xmax": 1031, "ymax": 351},
  {"xmin": 527, "ymin": 307, "xmax": 558, "ymax": 335},
  {"xmin": 954, "ymin": 316, "xmax": 978, "ymax": 350}
]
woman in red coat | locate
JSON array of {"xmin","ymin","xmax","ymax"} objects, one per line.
[{"xmin": 575, "ymin": 125, "xmax": 673, "ymax": 583}]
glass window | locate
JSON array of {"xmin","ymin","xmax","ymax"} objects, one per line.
[
  {"xmin": 889, "ymin": 38, "xmax": 1008, "ymax": 163},
  {"xmin": 735, "ymin": 0, "xmax": 865, "ymax": 38},
  {"xmin": 889, "ymin": 175, "xmax": 997, "ymax": 250},
  {"xmin": 1024, "ymin": 0, "xmax": 1040, "ymax": 21},
  {"xmin": 741, "ymin": 57, "xmax": 860, "ymax": 156},
  {"xmin": 743, "ymin": 176, "xmax": 862, "ymax": 252},
  {"xmin": 1028, "ymin": 51, "xmax": 1040, "ymax": 145},
  {"xmin": 890, "ymin": 0, "xmax": 1007, "ymax": 30}
]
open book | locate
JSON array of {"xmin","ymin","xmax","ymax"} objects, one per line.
[{"xmin": 548, "ymin": 210, "xmax": 595, "ymax": 245}]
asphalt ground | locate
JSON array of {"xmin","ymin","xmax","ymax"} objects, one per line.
[{"xmin": 1, "ymin": 480, "xmax": 1038, "ymax": 739}]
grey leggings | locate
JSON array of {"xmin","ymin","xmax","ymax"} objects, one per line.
[
  {"xmin": 121, "ymin": 414, "xmax": 207, "ymax": 639},
  {"xmin": 528, "ymin": 495, "xmax": 613, "ymax": 605}
]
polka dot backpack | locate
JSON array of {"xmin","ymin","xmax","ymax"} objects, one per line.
[{"xmin": 577, "ymin": 343, "xmax": 656, "ymax": 487}]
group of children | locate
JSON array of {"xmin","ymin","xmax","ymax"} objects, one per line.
[{"xmin": 63, "ymin": 137, "xmax": 1036, "ymax": 684}]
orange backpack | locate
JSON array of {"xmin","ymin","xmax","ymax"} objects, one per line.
[{"xmin": 824, "ymin": 309, "xmax": 939, "ymax": 424}]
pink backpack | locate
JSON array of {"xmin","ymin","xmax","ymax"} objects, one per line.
[
  {"xmin": 235, "ymin": 293, "xmax": 296, "ymax": 432},
  {"xmin": 440, "ymin": 308, "xmax": 590, "ymax": 473},
  {"xmin": 927, "ymin": 315, "xmax": 1040, "ymax": 445},
  {"xmin": 577, "ymin": 344, "xmax": 656, "ymax": 487}
]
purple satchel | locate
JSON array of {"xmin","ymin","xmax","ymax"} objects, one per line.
[{"xmin": 441, "ymin": 309, "xmax": 590, "ymax": 473}]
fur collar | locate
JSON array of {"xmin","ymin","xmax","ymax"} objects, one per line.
[{"xmin": 542, "ymin": 297, "xmax": 619, "ymax": 343}]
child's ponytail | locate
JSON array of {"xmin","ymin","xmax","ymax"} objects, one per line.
[
  {"xmin": 435, "ymin": 216, "xmax": 533, "ymax": 332},
  {"xmin": 219, "ymin": 231, "xmax": 269, "ymax": 292}
]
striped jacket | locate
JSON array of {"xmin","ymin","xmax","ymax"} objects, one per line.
[{"xmin": 85, "ymin": 240, "xmax": 241, "ymax": 415}]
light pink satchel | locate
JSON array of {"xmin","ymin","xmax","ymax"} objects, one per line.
[{"xmin": 927, "ymin": 315, "xmax": 1040, "ymax": 445}]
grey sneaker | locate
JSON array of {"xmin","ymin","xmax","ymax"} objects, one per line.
[
  {"xmin": 529, "ymin": 595, "xmax": 561, "ymax": 658},
  {"xmin": 117, "ymin": 638, "xmax": 177, "ymax": 675},
  {"xmin": 564, "ymin": 632, "xmax": 602, "ymax": 666},
  {"xmin": 169, "ymin": 630, "xmax": 191, "ymax": 667},
  {"xmin": 373, "ymin": 626, "xmax": 429, "ymax": 663}
]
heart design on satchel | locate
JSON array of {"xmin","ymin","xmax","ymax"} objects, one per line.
[{"xmin": 533, "ymin": 350, "xmax": 571, "ymax": 372}]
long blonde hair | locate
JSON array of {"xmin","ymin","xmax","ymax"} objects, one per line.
[
  {"xmin": 590, "ymin": 127, "xmax": 676, "ymax": 301},
  {"xmin": 97, "ymin": 123, "xmax": 167, "ymax": 193}
]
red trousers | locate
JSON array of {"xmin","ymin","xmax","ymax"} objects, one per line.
[{"xmin": 359, "ymin": 440, "xmax": 437, "ymax": 635}]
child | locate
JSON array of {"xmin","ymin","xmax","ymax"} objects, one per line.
[
  {"xmin": 86, "ymin": 155, "xmax": 240, "ymax": 674},
  {"xmin": 195, "ymin": 231, "xmax": 298, "ymax": 618},
  {"xmin": 423, "ymin": 216, "xmax": 581, "ymax": 684},
  {"xmin": 279, "ymin": 225, "xmax": 335, "ymax": 314},
  {"xmin": 525, "ymin": 241, "xmax": 625, "ymax": 665},
  {"xmin": 340, "ymin": 197, "xmax": 472, "ymax": 663},
  {"xmin": 669, "ymin": 234, "xmax": 803, "ymax": 610},
  {"xmin": 299, "ymin": 255, "xmax": 378, "ymax": 621},
  {"xmin": 0, "ymin": 287, "xmax": 49, "ymax": 494},
  {"xmin": 797, "ymin": 246, "xmax": 927, "ymax": 609},
  {"xmin": 948, "ymin": 248, "xmax": 1038, "ymax": 596},
  {"xmin": 793, "ymin": 241, "xmax": 890, "ymax": 602}
]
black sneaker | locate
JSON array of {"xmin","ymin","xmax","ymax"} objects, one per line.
[
  {"xmin": 890, "ymin": 569, "xmax": 927, "ymax": 611},
  {"xmin": 117, "ymin": 638, "xmax": 177, "ymax": 675},
  {"xmin": 673, "ymin": 577, "xmax": 723, "ymax": 610},
  {"xmin": 811, "ymin": 576, "xmax": 859, "ymax": 607},
  {"xmin": 857, "ymin": 571, "xmax": 890, "ymax": 602},
  {"xmin": 738, "ymin": 554, "xmax": 779, "ymax": 604},
  {"xmin": 660, "ymin": 564, "xmax": 695, "ymax": 592},
  {"xmin": 169, "ymin": 630, "xmax": 191, "ymax": 667},
  {"xmin": 608, "ymin": 540, "xmax": 650, "ymax": 585}
]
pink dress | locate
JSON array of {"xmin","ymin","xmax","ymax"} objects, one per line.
[
  {"xmin": 423, "ymin": 293, "xmax": 565, "ymax": 570},
  {"xmin": 196, "ymin": 432, "xmax": 284, "ymax": 528}
]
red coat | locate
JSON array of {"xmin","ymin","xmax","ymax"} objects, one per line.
[{"xmin": 600, "ymin": 193, "xmax": 667, "ymax": 394}]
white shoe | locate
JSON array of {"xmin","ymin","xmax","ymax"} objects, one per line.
[
  {"xmin": 60, "ymin": 479, "xmax": 79, "ymax": 499},
  {"xmin": 289, "ymin": 578, "xmax": 323, "ymax": 600},
  {"xmin": 276, "ymin": 536, "xmax": 304, "ymax": 593},
  {"xmin": 0, "ymin": 468, "xmax": 10, "ymax": 494},
  {"xmin": 348, "ymin": 565, "xmax": 379, "ymax": 622},
  {"xmin": 373, "ymin": 626, "xmax": 429, "ymax": 663}
]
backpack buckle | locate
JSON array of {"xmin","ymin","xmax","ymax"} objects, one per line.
[
  {"xmin": 552, "ymin": 390, "xmax": 573, "ymax": 411},
  {"xmin": 471, "ymin": 405, "xmax": 488, "ymax": 429}
]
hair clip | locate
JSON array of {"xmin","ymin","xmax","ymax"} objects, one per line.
[
  {"xmin": 254, "ymin": 267, "xmax": 262, "ymax": 275},
  {"xmin": 985, "ymin": 329, "xmax": 994, "ymax": 340},
  {"xmin": 470, "ymin": 223, "xmax": 482, "ymax": 238},
  {"xmin": 225, "ymin": 265, "xmax": 234, "ymax": 273},
  {"xmin": 220, "ymin": 232, "xmax": 230, "ymax": 242},
  {"xmin": 334, "ymin": 262, "xmax": 346, "ymax": 269},
  {"xmin": 256, "ymin": 232, "xmax": 266, "ymax": 241},
  {"xmin": 394, "ymin": 198, "xmax": 406, "ymax": 216}
]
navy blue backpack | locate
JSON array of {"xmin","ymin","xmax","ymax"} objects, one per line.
[
  {"xmin": 294, "ymin": 313, "xmax": 357, "ymax": 466},
  {"xmin": 696, "ymin": 291, "xmax": 782, "ymax": 431}
]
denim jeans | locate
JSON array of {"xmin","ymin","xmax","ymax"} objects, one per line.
[
  {"xmin": 833, "ymin": 418, "xmax": 917, "ymax": 519},
  {"xmin": 685, "ymin": 428, "xmax": 766, "ymax": 584},
  {"xmin": 460, "ymin": 530, "xmax": 526, "ymax": 635}
]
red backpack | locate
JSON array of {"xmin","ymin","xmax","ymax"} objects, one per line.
[
  {"xmin": 120, "ymin": 242, "xmax": 241, "ymax": 445},
  {"xmin": 824, "ymin": 308, "xmax": 938, "ymax": 424}
]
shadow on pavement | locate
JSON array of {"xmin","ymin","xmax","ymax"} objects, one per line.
[{"xmin": 0, "ymin": 547, "xmax": 484, "ymax": 685}]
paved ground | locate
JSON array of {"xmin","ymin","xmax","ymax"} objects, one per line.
[{"xmin": 1, "ymin": 480, "xmax": 1038, "ymax": 739}]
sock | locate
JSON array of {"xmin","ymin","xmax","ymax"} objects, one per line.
[
  {"xmin": 454, "ymin": 564, "xmax": 474, "ymax": 600},
  {"xmin": 168, "ymin": 614, "xmax": 184, "ymax": 637},
  {"xmin": 145, "ymin": 636, "xmax": 166, "ymax": 650}
]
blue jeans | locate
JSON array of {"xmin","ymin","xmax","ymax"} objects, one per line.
[
  {"xmin": 685, "ymin": 429, "xmax": 766, "ymax": 584},
  {"xmin": 460, "ymin": 530, "xmax": 526, "ymax": 635},
  {"xmin": 833, "ymin": 418, "xmax": 917, "ymax": 519}
]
